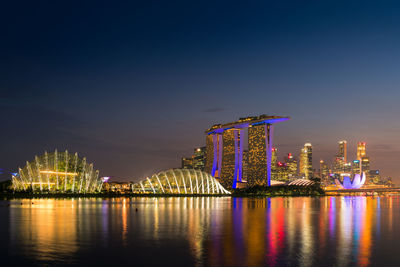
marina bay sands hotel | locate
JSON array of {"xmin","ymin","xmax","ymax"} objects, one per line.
[{"xmin": 205, "ymin": 115, "xmax": 290, "ymax": 189}]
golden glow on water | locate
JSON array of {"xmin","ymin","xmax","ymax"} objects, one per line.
[
  {"xmin": 6, "ymin": 196, "xmax": 400, "ymax": 266},
  {"xmin": 10, "ymin": 199, "xmax": 78, "ymax": 262}
]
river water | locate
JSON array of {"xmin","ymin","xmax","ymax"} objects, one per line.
[{"xmin": 0, "ymin": 196, "xmax": 399, "ymax": 266}]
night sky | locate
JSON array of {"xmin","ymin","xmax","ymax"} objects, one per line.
[{"xmin": 2, "ymin": 0, "xmax": 400, "ymax": 182}]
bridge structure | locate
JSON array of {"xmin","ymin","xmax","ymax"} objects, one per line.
[{"xmin": 204, "ymin": 115, "xmax": 290, "ymax": 189}]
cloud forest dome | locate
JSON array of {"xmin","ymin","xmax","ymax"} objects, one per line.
[
  {"xmin": 12, "ymin": 150, "xmax": 102, "ymax": 193},
  {"xmin": 131, "ymin": 169, "xmax": 230, "ymax": 195}
]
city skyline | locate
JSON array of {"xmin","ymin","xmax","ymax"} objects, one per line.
[{"xmin": 2, "ymin": 1, "xmax": 400, "ymax": 182}]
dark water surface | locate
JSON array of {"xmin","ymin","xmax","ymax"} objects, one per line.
[{"xmin": 1, "ymin": 196, "xmax": 400, "ymax": 266}]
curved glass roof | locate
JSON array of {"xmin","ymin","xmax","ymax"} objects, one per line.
[
  {"xmin": 12, "ymin": 150, "xmax": 102, "ymax": 193},
  {"xmin": 131, "ymin": 169, "xmax": 230, "ymax": 195}
]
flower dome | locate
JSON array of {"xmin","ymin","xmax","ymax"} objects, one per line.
[
  {"xmin": 12, "ymin": 150, "xmax": 102, "ymax": 193},
  {"xmin": 131, "ymin": 169, "xmax": 230, "ymax": 195}
]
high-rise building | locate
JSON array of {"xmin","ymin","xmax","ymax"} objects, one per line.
[
  {"xmin": 299, "ymin": 143, "xmax": 312, "ymax": 179},
  {"xmin": 242, "ymin": 150, "xmax": 249, "ymax": 181},
  {"xmin": 193, "ymin": 147, "xmax": 206, "ymax": 171},
  {"xmin": 220, "ymin": 129, "xmax": 238, "ymax": 189},
  {"xmin": 275, "ymin": 161, "xmax": 289, "ymax": 181},
  {"xmin": 247, "ymin": 125, "xmax": 268, "ymax": 186},
  {"xmin": 352, "ymin": 160, "xmax": 360, "ymax": 174},
  {"xmin": 182, "ymin": 157, "xmax": 193, "ymax": 169},
  {"xmin": 338, "ymin": 140, "xmax": 347, "ymax": 162},
  {"xmin": 319, "ymin": 160, "xmax": 330, "ymax": 185},
  {"xmin": 305, "ymin": 143, "xmax": 313, "ymax": 178},
  {"xmin": 361, "ymin": 156, "xmax": 370, "ymax": 174},
  {"xmin": 271, "ymin": 148, "xmax": 278, "ymax": 167},
  {"xmin": 357, "ymin": 142, "xmax": 366, "ymax": 160},
  {"xmin": 285, "ymin": 153, "xmax": 297, "ymax": 178},
  {"xmin": 204, "ymin": 133, "xmax": 222, "ymax": 177},
  {"xmin": 271, "ymin": 147, "xmax": 278, "ymax": 178},
  {"xmin": 204, "ymin": 115, "xmax": 289, "ymax": 189},
  {"xmin": 369, "ymin": 170, "xmax": 381, "ymax": 184},
  {"xmin": 333, "ymin": 140, "xmax": 347, "ymax": 173}
]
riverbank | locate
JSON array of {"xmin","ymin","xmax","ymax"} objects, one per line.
[
  {"xmin": 0, "ymin": 185, "xmax": 325, "ymax": 199},
  {"xmin": 0, "ymin": 192, "xmax": 231, "ymax": 199},
  {"xmin": 232, "ymin": 185, "xmax": 325, "ymax": 197}
]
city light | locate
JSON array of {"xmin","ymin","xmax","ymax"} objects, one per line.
[{"xmin": 40, "ymin": 170, "xmax": 78, "ymax": 176}]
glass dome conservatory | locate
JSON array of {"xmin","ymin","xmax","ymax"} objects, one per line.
[
  {"xmin": 12, "ymin": 150, "xmax": 103, "ymax": 193},
  {"xmin": 131, "ymin": 169, "xmax": 230, "ymax": 195}
]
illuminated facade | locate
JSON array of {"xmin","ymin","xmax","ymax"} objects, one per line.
[
  {"xmin": 361, "ymin": 156, "xmax": 370, "ymax": 174},
  {"xmin": 333, "ymin": 140, "xmax": 347, "ymax": 173},
  {"xmin": 182, "ymin": 157, "xmax": 193, "ymax": 169},
  {"xmin": 193, "ymin": 147, "xmax": 206, "ymax": 171},
  {"xmin": 319, "ymin": 160, "xmax": 330, "ymax": 185},
  {"xmin": 205, "ymin": 115, "xmax": 290, "ymax": 189},
  {"xmin": 12, "ymin": 150, "xmax": 103, "ymax": 193},
  {"xmin": 247, "ymin": 125, "xmax": 268, "ymax": 186},
  {"xmin": 220, "ymin": 129, "xmax": 242, "ymax": 189},
  {"xmin": 299, "ymin": 143, "xmax": 313, "ymax": 179},
  {"xmin": 357, "ymin": 142, "xmax": 366, "ymax": 160},
  {"xmin": 131, "ymin": 169, "xmax": 230, "ymax": 194},
  {"xmin": 285, "ymin": 153, "xmax": 297, "ymax": 178},
  {"xmin": 205, "ymin": 133, "xmax": 222, "ymax": 177},
  {"xmin": 338, "ymin": 140, "xmax": 347, "ymax": 162},
  {"xmin": 352, "ymin": 160, "xmax": 360, "ymax": 174}
]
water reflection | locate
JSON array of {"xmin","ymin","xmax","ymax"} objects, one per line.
[{"xmin": 6, "ymin": 196, "xmax": 400, "ymax": 266}]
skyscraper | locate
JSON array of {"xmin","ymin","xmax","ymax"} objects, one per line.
[
  {"xmin": 193, "ymin": 147, "xmax": 206, "ymax": 171},
  {"xmin": 271, "ymin": 148, "xmax": 278, "ymax": 168},
  {"xmin": 242, "ymin": 150, "xmax": 249, "ymax": 181},
  {"xmin": 319, "ymin": 160, "xmax": 330, "ymax": 186},
  {"xmin": 361, "ymin": 156, "xmax": 370, "ymax": 174},
  {"xmin": 247, "ymin": 125, "xmax": 267, "ymax": 186},
  {"xmin": 181, "ymin": 157, "xmax": 193, "ymax": 169},
  {"xmin": 285, "ymin": 153, "xmax": 297, "ymax": 179},
  {"xmin": 271, "ymin": 147, "xmax": 278, "ymax": 178},
  {"xmin": 352, "ymin": 160, "xmax": 360, "ymax": 174},
  {"xmin": 357, "ymin": 142, "xmax": 366, "ymax": 160},
  {"xmin": 299, "ymin": 143, "xmax": 313, "ymax": 179},
  {"xmin": 204, "ymin": 133, "xmax": 222, "ymax": 177},
  {"xmin": 338, "ymin": 140, "xmax": 347, "ymax": 162},
  {"xmin": 220, "ymin": 129, "xmax": 238, "ymax": 189}
]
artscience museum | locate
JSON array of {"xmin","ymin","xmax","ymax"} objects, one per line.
[{"xmin": 335, "ymin": 173, "xmax": 366, "ymax": 189}]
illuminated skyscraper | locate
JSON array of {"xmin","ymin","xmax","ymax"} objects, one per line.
[
  {"xmin": 242, "ymin": 150, "xmax": 248, "ymax": 181},
  {"xmin": 271, "ymin": 148, "xmax": 278, "ymax": 167},
  {"xmin": 271, "ymin": 147, "xmax": 278, "ymax": 178},
  {"xmin": 182, "ymin": 157, "xmax": 194, "ymax": 169},
  {"xmin": 204, "ymin": 115, "xmax": 289, "ymax": 189},
  {"xmin": 333, "ymin": 140, "xmax": 347, "ymax": 173},
  {"xmin": 247, "ymin": 125, "xmax": 268, "ymax": 186},
  {"xmin": 193, "ymin": 147, "xmax": 206, "ymax": 171},
  {"xmin": 369, "ymin": 170, "xmax": 381, "ymax": 184},
  {"xmin": 361, "ymin": 156, "xmax": 370, "ymax": 174},
  {"xmin": 299, "ymin": 143, "xmax": 313, "ymax": 179},
  {"xmin": 285, "ymin": 153, "xmax": 297, "ymax": 178},
  {"xmin": 220, "ymin": 129, "xmax": 243, "ymax": 189},
  {"xmin": 357, "ymin": 142, "xmax": 366, "ymax": 160},
  {"xmin": 205, "ymin": 133, "xmax": 222, "ymax": 177},
  {"xmin": 319, "ymin": 160, "xmax": 330, "ymax": 186},
  {"xmin": 352, "ymin": 160, "xmax": 360, "ymax": 174},
  {"xmin": 338, "ymin": 140, "xmax": 347, "ymax": 162}
]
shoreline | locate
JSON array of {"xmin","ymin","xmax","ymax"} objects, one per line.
[{"xmin": 0, "ymin": 192, "xmax": 324, "ymax": 199}]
